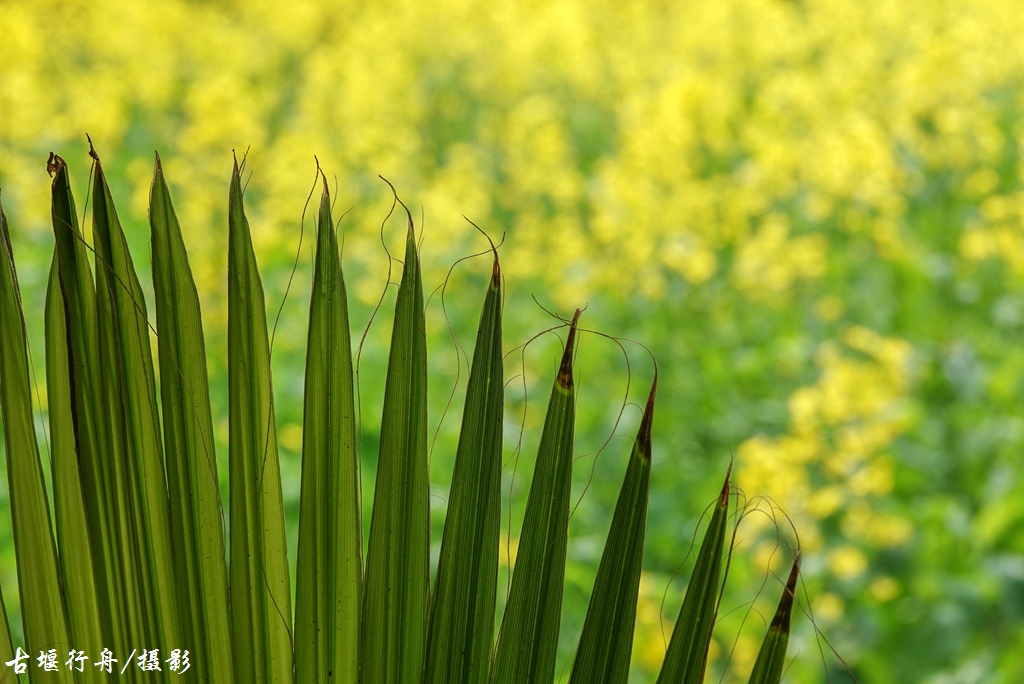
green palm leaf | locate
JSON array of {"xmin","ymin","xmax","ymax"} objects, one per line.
[
  {"xmin": 489, "ymin": 311, "xmax": 580, "ymax": 684},
  {"xmin": 47, "ymin": 154, "xmax": 129, "ymax": 660},
  {"xmin": 44, "ymin": 252, "xmax": 105, "ymax": 684},
  {"xmin": 227, "ymin": 155, "xmax": 294, "ymax": 683},
  {"xmin": 568, "ymin": 379, "xmax": 657, "ymax": 684},
  {"xmin": 747, "ymin": 554, "xmax": 800, "ymax": 684},
  {"xmin": 90, "ymin": 149, "xmax": 181, "ymax": 672},
  {"xmin": 294, "ymin": 178, "xmax": 362, "ymax": 684},
  {"xmin": 362, "ymin": 209, "xmax": 430, "ymax": 684},
  {"xmin": 656, "ymin": 470, "xmax": 731, "ymax": 684},
  {"xmin": 149, "ymin": 155, "xmax": 233, "ymax": 683},
  {"xmin": 423, "ymin": 254, "xmax": 503, "ymax": 684},
  {"xmin": 0, "ymin": 185, "xmax": 74, "ymax": 684}
]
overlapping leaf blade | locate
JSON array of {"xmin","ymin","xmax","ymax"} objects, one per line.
[
  {"xmin": 656, "ymin": 471, "xmax": 731, "ymax": 684},
  {"xmin": 0, "ymin": 187, "xmax": 74, "ymax": 684},
  {"xmin": 47, "ymin": 154, "xmax": 129, "ymax": 660},
  {"xmin": 149, "ymin": 155, "xmax": 233, "ymax": 683},
  {"xmin": 362, "ymin": 212, "xmax": 430, "ymax": 684},
  {"xmin": 227, "ymin": 157, "xmax": 294, "ymax": 683},
  {"xmin": 568, "ymin": 379, "xmax": 657, "ymax": 684},
  {"xmin": 747, "ymin": 555, "xmax": 800, "ymax": 684},
  {"xmin": 90, "ymin": 151, "xmax": 181, "ymax": 673},
  {"xmin": 423, "ymin": 255, "xmax": 503, "ymax": 684},
  {"xmin": 490, "ymin": 313, "xmax": 580, "ymax": 684},
  {"xmin": 294, "ymin": 179, "xmax": 361, "ymax": 684},
  {"xmin": 87, "ymin": 167, "xmax": 149, "ymax": 683},
  {"xmin": 44, "ymin": 252, "xmax": 105, "ymax": 684}
]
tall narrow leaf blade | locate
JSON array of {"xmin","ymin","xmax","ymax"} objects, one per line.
[
  {"xmin": 44, "ymin": 252, "xmax": 105, "ymax": 684},
  {"xmin": 47, "ymin": 154, "xmax": 128, "ymax": 657},
  {"xmin": 149, "ymin": 155, "xmax": 233, "ymax": 683},
  {"xmin": 227, "ymin": 156, "xmax": 294, "ymax": 684},
  {"xmin": 568, "ymin": 379, "xmax": 657, "ymax": 684},
  {"xmin": 90, "ymin": 150, "xmax": 181, "ymax": 668},
  {"xmin": 0, "ymin": 187, "xmax": 74, "ymax": 684},
  {"xmin": 656, "ymin": 470, "xmax": 731, "ymax": 684},
  {"xmin": 362, "ymin": 210, "xmax": 429, "ymax": 684},
  {"xmin": 746, "ymin": 555, "xmax": 800, "ymax": 684},
  {"xmin": 490, "ymin": 312, "xmax": 580, "ymax": 684},
  {"xmin": 92, "ymin": 194, "xmax": 148, "ymax": 681},
  {"xmin": 423, "ymin": 255, "xmax": 503, "ymax": 684},
  {"xmin": 295, "ymin": 179, "xmax": 361, "ymax": 684}
]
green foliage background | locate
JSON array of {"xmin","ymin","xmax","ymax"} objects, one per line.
[{"xmin": 2, "ymin": 0, "xmax": 1024, "ymax": 681}]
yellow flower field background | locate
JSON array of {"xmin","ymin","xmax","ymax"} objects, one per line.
[{"xmin": 2, "ymin": 0, "xmax": 1024, "ymax": 681}]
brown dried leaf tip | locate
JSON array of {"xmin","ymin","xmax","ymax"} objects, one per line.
[
  {"xmin": 557, "ymin": 309, "xmax": 582, "ymax": 389},
  {"xmin": 770, "ymin": 552, "xmax": 801, "ymax": 632},
  {"xmin": 46, "ymin": 152, "xmax": 64, "ymax": 178},
  {"xmin": 86, "ymin": 133, "xmax": 99, "ymax": 162},
  {"xmin": 636, "ymin": 374, "xmax": 657, "ymax": 461},
  {"xmin": 719, "ymin": 462, "xmax": 733, "ymax": 507}
]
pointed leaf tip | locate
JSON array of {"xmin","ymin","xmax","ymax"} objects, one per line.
[
  {"xmin": 492, "ymin": 254, "xmax": 501, "ymax": 288},
  {"xmin": 746, "ymin": 553, "xmax": 799, "ymax": 684},
  {"xmin": 771, "ymin": 553, "xmax": 800, "ymax": 632},
  {"xmin": 317, "ymin": 161, "xmax": 330, "ymax": 197},
  {"xmin": 557, "ymin": 309, "xmax": 581, "ymax": 389},
  {"xmin": 637, "ymin": 377, "xmax": 657, "ymax": 460},
  {"xmin": 720, "ymin": 463, "xmax": 732, "ymax": 506},
  {"xmin": 491, "ymin": 298, "xmax": 575, "ymax": 684}
]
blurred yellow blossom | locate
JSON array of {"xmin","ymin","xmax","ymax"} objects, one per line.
[
  {"xmin": 752, "ymin": 542, "xmax": 785, "ymax": 576},
  {"xmin": 279, "ymin": 422, "xmax": 303, "ymax": 452},
  {"xmin": 828, "ymin": 546, "xmax": 868, "ymax": 581},
  {"xmin": 813, "ymin": 591, "xmax": 845, "ymax": 623},
  {"xmin": 727, "ymin": 634, "xmax": 759, "ymax": 680},
  {"xmin": 738, "ymin": 326, "xmax": 913, "ymax": 579},
  {"xmin": 869, "ymin": 576, "xmax": 901, "ymax": 603},
  {"xmin": 730, "ymin": 214, "xmax": 828, "ymax": 304},
  {"xmin": 498, "ymin": 533, "xmax": 519, "ymax": 568},
  {"xmin": 963, "ymin": 168, "xmax": 1000, "ymax": 199},
  {"xmin": 632, "ymin": 571, "xmax": 670, "ymax": 674},
  {"xmin": 2, "ymin": 0, "xmax": 1021, "ymax": 313},
  {"xmin": 806, "ymin": 485, "xmax": 845, "ymax": 519},
  {"xmin": 842, "ymin": 502, "xmax": 913, "ymax": 547},
  {"xmin": 814, "ymin": 295, "xmax": 845, "ymax": 323}
]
